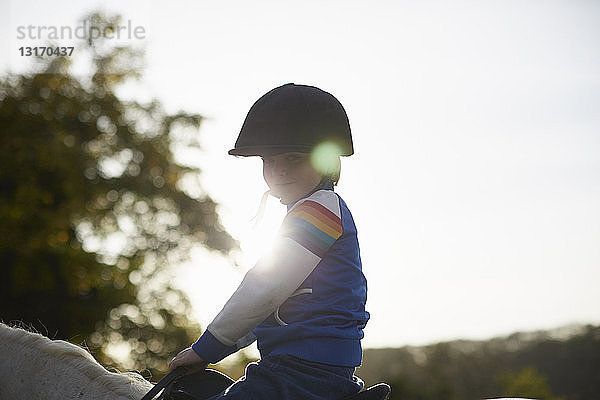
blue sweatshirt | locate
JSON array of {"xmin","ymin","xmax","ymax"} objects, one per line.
[{"xmin": 193, "ymin": 182, "xmax": 369, "ymax": 367}]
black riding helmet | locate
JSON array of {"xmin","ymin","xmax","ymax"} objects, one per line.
[{"xmin": 229, "ymin": 83, "xmax": 353, "ymax": 157}]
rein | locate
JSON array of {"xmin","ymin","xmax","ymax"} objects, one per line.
[{"xmin": 140, "ymin": 367, "xmax": 187, "ymax": 400}]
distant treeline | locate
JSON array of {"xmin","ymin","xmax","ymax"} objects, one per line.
[{"xmin": 357, "ymin": 324, "xmax": 600, "ymax": 400}]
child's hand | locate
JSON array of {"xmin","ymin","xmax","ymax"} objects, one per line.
[{"xmin": 169, "ymin": 346, "xmax": 208, "ymax": 372}]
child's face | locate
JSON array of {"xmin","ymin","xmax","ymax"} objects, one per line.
[{"xmin": 262, "ymin": 152, "xmax": 323, "ymax": 205}]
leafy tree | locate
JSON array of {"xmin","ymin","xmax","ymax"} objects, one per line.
[
  {"xmin": 0, "ymin": 12, "xmax": 237, "ymax": 377},
  {"xmin": 497, "ymin": 367, "xmax": 564, "ymax": 400}
]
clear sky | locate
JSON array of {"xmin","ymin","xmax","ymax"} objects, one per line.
[{"xmin": 3, "ymin": 0, "xmax": 599, "ymax": 349}]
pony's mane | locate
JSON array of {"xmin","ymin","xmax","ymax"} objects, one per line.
[{"xmin": 0, "ymin": 323, "xmax": 152, "ymax": 397}]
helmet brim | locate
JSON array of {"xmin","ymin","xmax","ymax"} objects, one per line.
[
  {"xmin": 228, "ymin": 144, "xmax": 353, "ymax": 157},
  {"xmin": 228, "ymin": 145, "xmax": 314, "ymax": 157}
]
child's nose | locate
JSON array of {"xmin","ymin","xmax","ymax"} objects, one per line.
[
  {"xmin": 276, "ymin": 167, "xmax": 287, "ymax": 176},
  {"xmin": 274, "ymin": 160, "xmax": 288, "ymax": 176}
]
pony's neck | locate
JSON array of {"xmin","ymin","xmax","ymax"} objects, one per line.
[{"xmin": 0, "ymin": 324, "xmax": 153, "ymax": 400}]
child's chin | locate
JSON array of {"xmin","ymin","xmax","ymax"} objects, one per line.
[
  {"xmin": 271, "ymin": 190, "xmax": 304, "ymax": 205},
  {"xmin": 277, "ymin": 195, "xmax": 291, "ymax": 205},
  {"xmin": 275, "ymin": 194, "xmax": 294, "ymax": 205}
]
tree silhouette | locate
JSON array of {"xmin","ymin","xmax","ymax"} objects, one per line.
[
  {"xmin": 360, "ymin": 326, "xmax": 599, "ymax": 400},
  {"xmin": 497, "ymin": 367, "xmax": 564, "ymax": 400},
  {"xmin": 0, "ymin": 11, "xmax": 237, "ymax": 377}
]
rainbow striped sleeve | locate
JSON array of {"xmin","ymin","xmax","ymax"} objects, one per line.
[{"xmin": 280, "ymin": 198, "xmax": 343, "ymax": 258}]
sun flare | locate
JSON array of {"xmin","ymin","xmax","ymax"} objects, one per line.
[{"xmin": 238, "ymin": 195, "xmax": 287, "ymax": 271}]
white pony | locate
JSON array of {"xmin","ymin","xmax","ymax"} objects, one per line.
[{"xmin": 0, "ymin": 323, "xmax": 153, "ymax": 400}]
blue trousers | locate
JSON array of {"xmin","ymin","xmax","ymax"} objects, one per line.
[{"xmin": 208, "ymin": 354, "xmax": 363, "ymax": 400}]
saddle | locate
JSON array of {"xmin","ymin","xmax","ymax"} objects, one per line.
[{"xmin": 141, "ymin": 367, "xmax": 390, "ymax": 400}]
